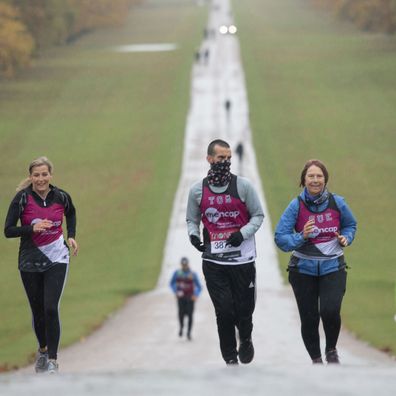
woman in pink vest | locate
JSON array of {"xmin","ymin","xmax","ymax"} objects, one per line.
[
  {"xmin": 4, "ymin": 156, "xmax": 78, "ymax": 374},
  {"xmin": 275, "ymin": 159, "xmax": 357, "ymax": 364}
]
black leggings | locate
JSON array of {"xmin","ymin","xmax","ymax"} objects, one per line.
[
  {"xmin": 203, "ymin": 261, "xmax": 256, "ymax": 362},
  {"xmin": 177, "ymin": 298, "xmax": 194, "ymax": 335},
  {"xmin": 289, "ymin": 269, "xmax": 347, "ymax": 360},
  {"xmin": 20, "ymin": 264, "xmax": 68, "ymax": 360}
]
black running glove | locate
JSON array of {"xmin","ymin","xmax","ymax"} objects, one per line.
[
  {"xmin": 226, "ymin": 231, "xmax": 244, "ymax": 247},
  {"xmin": 190, "ymin": 235, "xmax": 206, "ymax": 252}
]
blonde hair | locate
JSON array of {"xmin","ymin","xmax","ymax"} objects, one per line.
[{"xmin": 16, "ymin": 156, "xmax": 54, "ymax": 192}]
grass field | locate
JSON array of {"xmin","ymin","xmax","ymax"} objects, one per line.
[
  {"xmin": 233, "ymin": 0, "xmax": 396, "ymax": 354},
  {"xmin": 0, "ymin": 0, "xmax": 207, "ymax": 369}
]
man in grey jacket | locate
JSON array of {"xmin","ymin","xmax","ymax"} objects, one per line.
[{"xmin": 186, "ymin": 139, "xmax": 264, "ymax": 365}]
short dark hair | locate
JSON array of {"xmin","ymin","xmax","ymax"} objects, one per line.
[
  {"xmin": 299, "ymin": 159, "xmax": 329, "ymax": 187},
  {"xmin": 207, "ymin": 139, "xmax": 230, "ymax": 156}
]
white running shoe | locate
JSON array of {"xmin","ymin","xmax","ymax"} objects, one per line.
[{"xmin": 47, "ymin": 359, "xmax": 59, "ymax": 374}]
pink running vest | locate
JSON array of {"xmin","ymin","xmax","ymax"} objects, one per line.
[
  {"xmin": 294, "ymin": 194, "xmax": 343, "ymax": 259},
  {"xmin": 200, "ymin": 176, "xmax": 256, "ymax": 265}
]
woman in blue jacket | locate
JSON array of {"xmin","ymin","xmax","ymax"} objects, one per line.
[{"xmin": 274, "ymin": 159, "xmax": 357, "ymax": 364}]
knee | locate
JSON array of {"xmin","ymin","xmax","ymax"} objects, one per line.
[
  {"xmin": 45, "ymin": 305, "xmax": 59, "ymax": 320},
  {"xmin": 215, "ymin": 300, "xmax": 235, "ymax": 322},
  {"xmin": 320, "ymin": 306, "xmax": 340, "ymax": 322},
  {"xmin": 300, "ymin": 310, "xmax": 320, "ymax": 328}
]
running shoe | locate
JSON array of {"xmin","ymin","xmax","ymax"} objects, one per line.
[
  {"xmin": 34, "ymin": 350, "xmax": 48, "ymax": 373},
  {"xmin": 312, "ymin": 356, "xmax": 323, "ymax": 364},
  {"xmin": 226, "ymin": 359, "xmax": 239, "ymax": 366},
  {"xmin": 325, "ymin": 349, "xmax": 340, "ymax": 364},
  {"xmin": 238, "ymin": 338, "xmax": 254, "ymax": 364},
  {"xmin": 47, "ymin": 359, "xmax": 59, "ymax": 374}
]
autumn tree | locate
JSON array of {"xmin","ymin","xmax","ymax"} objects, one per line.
[
  {"xmin": 0, "ymin": 0, "xmax": 139, "ymax": 77},
  {"xmin": 312, "ymin": 0, "xmax": 396, "ymax": 33},
  {"xmin": 0, "ymin": 2, "xmax": 34, "ymax": 77}
]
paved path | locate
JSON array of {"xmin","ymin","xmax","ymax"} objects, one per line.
[{"xmin": 1, "ymin": 0, "xmax": 395, "ymax": 394}]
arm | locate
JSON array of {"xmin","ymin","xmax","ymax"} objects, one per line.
[
  {"xmin": 274, "ymin": 199, "xmax": 306, "ymax": 252},
  {"xmin": 62, "ymin": 190, "xmax": 78, "ymax": 256},
  {"xmin": 186, "ymin": 182, "xmax": 202, "ymax": 238},
  {"xmin": 193, "ymin": 272, "xmax": 202, "ymax": 297},
  {"xmin": 63, "ymin": 191, "xmax": 76, "ymax": 239},
  {"xmin": 4, "ymin": 192, "xmax": 33, "ymax": 238},
  {"xmin": 237, "ymin": 178, "xmax": 264, "ymax": 239},
  {"xmin": 334, "ymin": 195, "xmax": 357, "ymax": 246},
  {"xmin": 169, "ymin": 271, "xmax": 178, "ymax": 294}
]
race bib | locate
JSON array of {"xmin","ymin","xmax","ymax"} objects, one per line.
[{"xmin": 210, "ymin": 230, "xmax": 241, "ymax": 257}]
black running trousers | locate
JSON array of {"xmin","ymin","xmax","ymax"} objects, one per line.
[
  {"xmin": 288, "ymin": 269, "xmax": 347, "ymax": 360},
  {"xmin": 177, "ymin": 298, "xmax": 195, "ymax": 335},
  {"xmin": 203, "ymin": 260, "xmax": 256, "ymax": 362},
  {"xmin": 20, "ymin": 264, "xmax": 68, "ymax": 360}
]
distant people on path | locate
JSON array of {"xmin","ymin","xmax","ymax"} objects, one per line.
[
  {"xmin": 194, "ymin": 47, "xmax": 210, "ymax": 65},
  {"xmin": 274, "ymin": 159, "xmax": 357, "ymax": 364},
  {"xmin": 170, "ymin": 257, "xmax": 202, "ymax": 340},
  {"xmin": 186, "ymin": 139, "xmax": 264, "ymax": 365},
  {"xmin": 4, "ymin": 156, "xmax": 78, "ymax": 374}
]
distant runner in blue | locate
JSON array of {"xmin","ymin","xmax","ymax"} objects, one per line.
[{"xmin": 170, "ymin": 257, "xmax": 202, "ymax": 340}]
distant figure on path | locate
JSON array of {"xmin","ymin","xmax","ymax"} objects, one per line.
[
  {"xmin": 4, "ymin": 156, "xmax": 78, "ymax": 374},
  {"xmin": 170, "ymin": 257, "xmax": 202, "ymax": 340},
  {"xmin": 235, "ymin": 142, "xmax": 244, "ymax": 162},
  {"xmin": 204, "ymin": 48, "xmax": 210, "ymax": 65},
  {"xmin": 235, "ymin": 142, "xmax": 244, "ymax": 175},
  {"xmin": 195, "ymin": 49, "xmax": 201, "ymax": 63},
  {"xmin": 274, "ymin": 159, "xmax": 357, "ymax": 365},
  {"xmin": 224, "ymin": 99, "xmax": 231, "ymax": 120},
  {"xmin": 186, "ymin": 139, "xmax": 264, "ymax": 365}
]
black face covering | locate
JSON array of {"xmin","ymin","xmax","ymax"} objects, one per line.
[{"xmin": 207, "ymin": 160, "xmax": 232, "ymax": 187}]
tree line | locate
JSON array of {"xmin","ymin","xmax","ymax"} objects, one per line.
[
  {"xmin": 0, "ymin": 0, "xmax": 138, "ymax": 78},
  {"xmin": 312, "ymin": 0, "xmax": 396, "ymax": 33}
]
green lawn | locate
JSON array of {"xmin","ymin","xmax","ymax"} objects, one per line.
[
  {"xmin": 233, "ymin": 0, "xmax": 396, "ymax": 354},
  {"xmin": 0, "ymin": 0, "xmax": 207, "ymax": 369}
]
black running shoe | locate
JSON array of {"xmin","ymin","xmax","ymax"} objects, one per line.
[
  {"xmin": 226, "ymin": 359, "xmax": 239, "ymax": 366},
  {"xmin": 238, "ymin": 338, "xmax": 254, "ymax": 364},
  {"xmin": 312, "ymin": 356, "xmax": 323, "ymax": 364},
  {"xmin": 325, "ymin": 349, "xmax": 340, "ymax": 364}
]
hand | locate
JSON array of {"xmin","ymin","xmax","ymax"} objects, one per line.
[
  {"xmin": 32, "ymin": 219, "xmax": 53, "ymax": 233},
  {"xmin": 226, "ymin": 231, "xmax": 244, "ymax": 247},
  {"xmin": 68, "ymin": 238, "xmax": 79, "ymax": 256},
  {"xmin": 303, "ymin": 219, "xmax": 315, "ymax": 239},
  {"xmin": 191, "ymin": 295, "xmax": 197, "ymax": 302},
  {"xmin": 190, "ymin": 235, "xmax": 206, "ymax": 252},
  {"xmin": 335, "ymin": 232, "xmax": 348, "ymax": 247}
]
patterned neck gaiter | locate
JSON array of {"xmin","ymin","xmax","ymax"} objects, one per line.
[
  {"xmin": 304, "ymin": 187, "xmax": 329, "ymax": 205},
  {"xmin": 207, "ymin": 160, "xmax": 232, "ymax": 187}
]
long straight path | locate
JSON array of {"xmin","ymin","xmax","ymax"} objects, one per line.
[{"xmin": 1, "ymin": 0, "xmax": 395, "ymax": 394}]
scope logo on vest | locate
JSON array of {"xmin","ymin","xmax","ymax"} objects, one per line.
[{"xmin": 205, "ymin": 207, "xmax": 240, "ymax": 223}]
